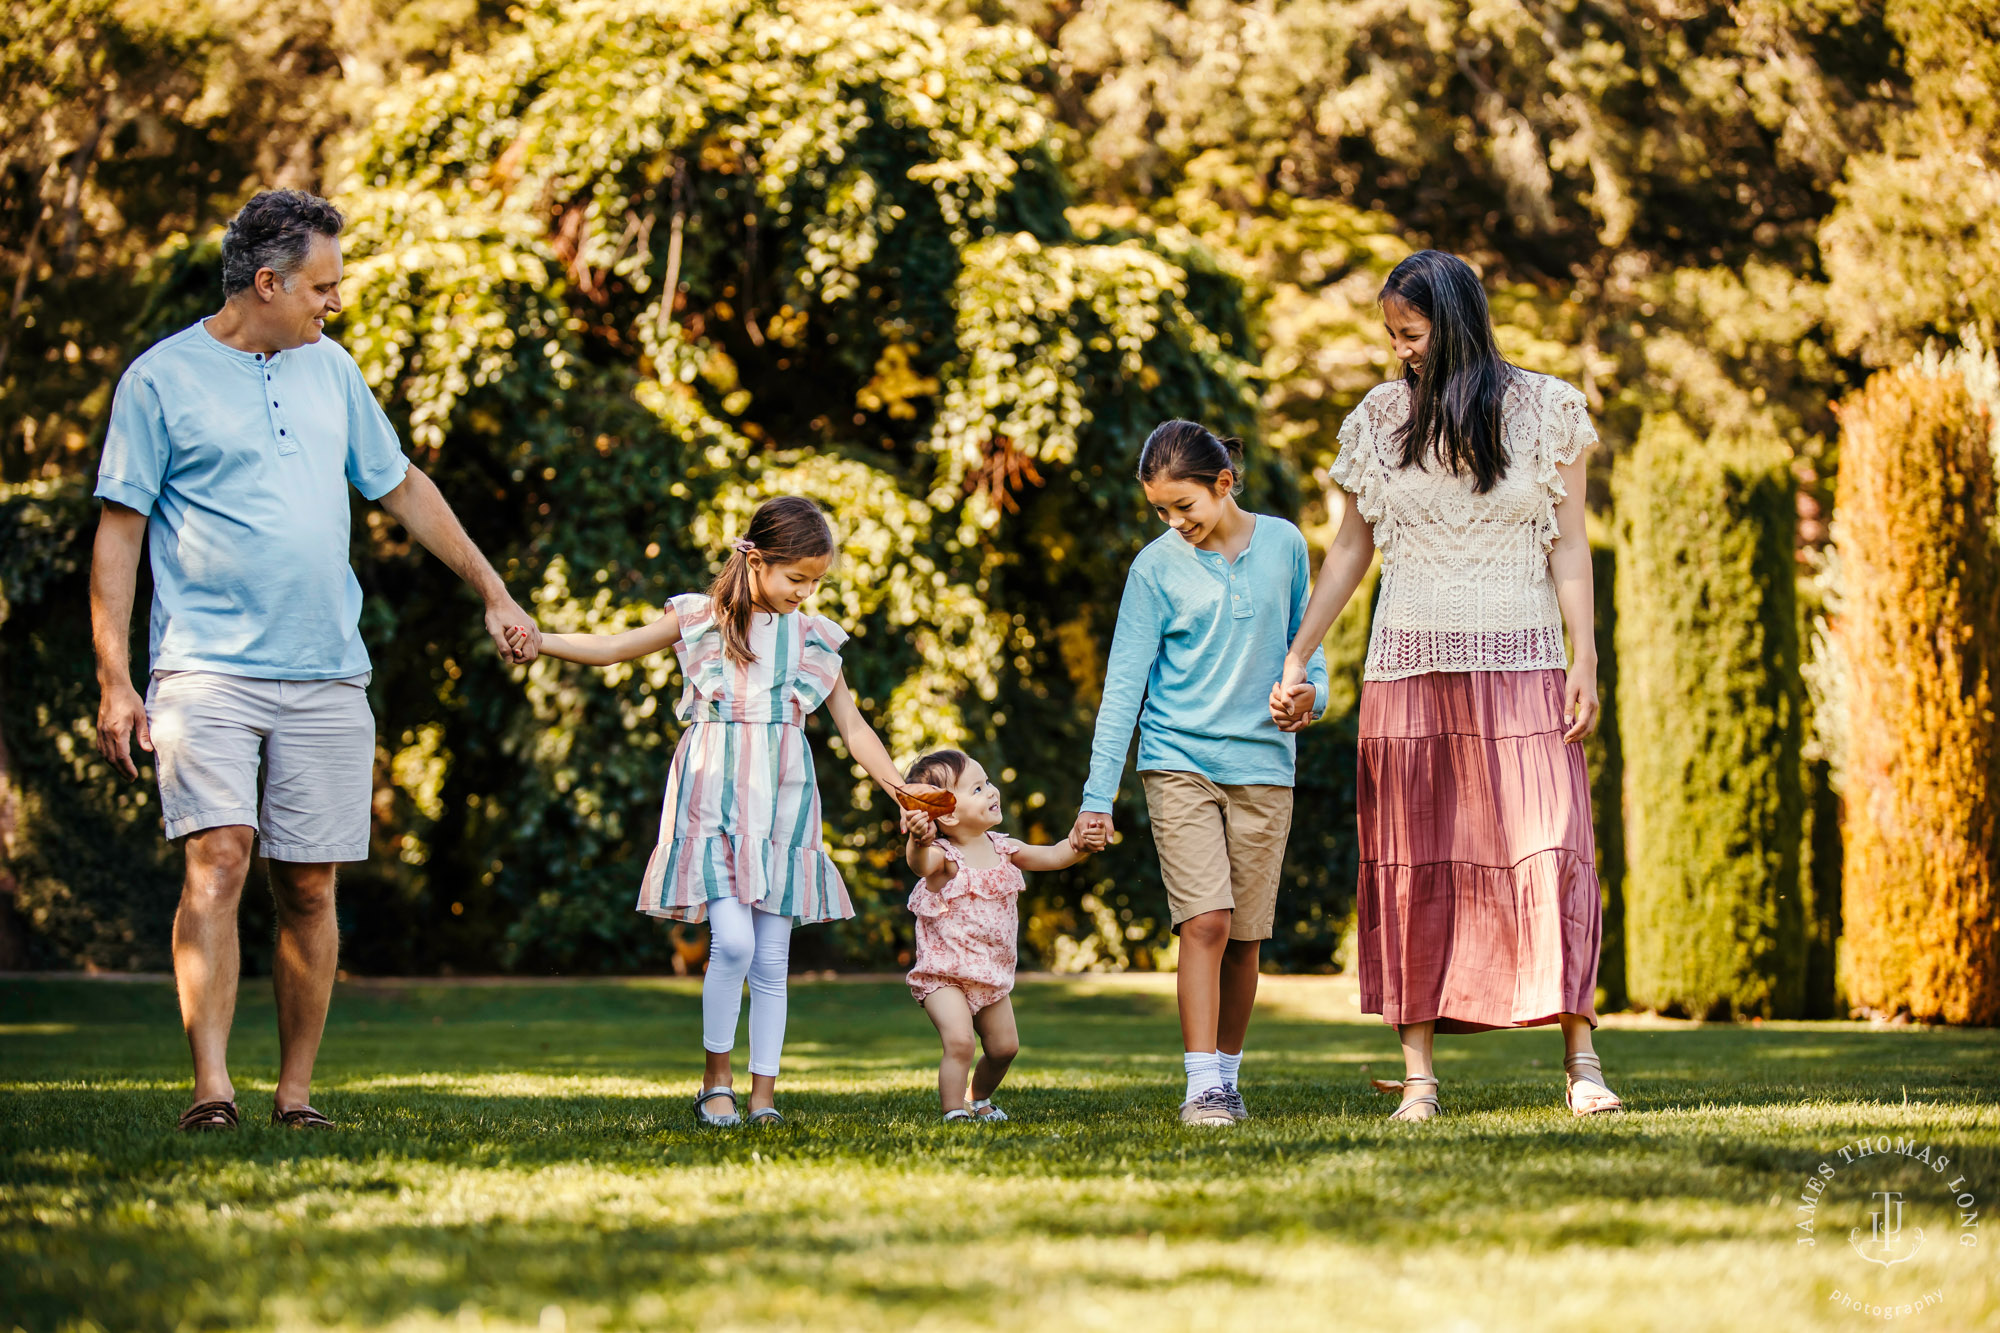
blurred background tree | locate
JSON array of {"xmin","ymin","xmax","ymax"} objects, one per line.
[{"xmin": 3, "ymin": 0, "xmax": 1996, "ymax": 1017}]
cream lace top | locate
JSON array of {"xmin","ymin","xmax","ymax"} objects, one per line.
[{"xmin": 1331, "ymin": 369, "xmax": 1598, "ymax": 681}]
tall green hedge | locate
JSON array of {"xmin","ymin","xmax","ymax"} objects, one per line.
[
  {"xmin": 1583, "ymin": 539, "xmax": 1626, "ymax": 1011},
  {"xmin": 1615, "ymin": 414, "xmax": 1806, "ymax": 1018}
]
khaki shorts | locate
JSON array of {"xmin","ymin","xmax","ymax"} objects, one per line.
[
  {"xmin": 1140, "ymin": 771, "xmax": 1293, "ymax": 941},
  {"xmin": 146, "ymin": 670, "xmax": 375, "ymax": 862}
]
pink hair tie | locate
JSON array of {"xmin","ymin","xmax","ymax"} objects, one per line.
[{"xmin": 731, "ymin": 537, "xmax": 756, "ymax": 554}]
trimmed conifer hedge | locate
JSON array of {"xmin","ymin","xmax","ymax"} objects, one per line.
[
  {"xmin": 1833, "ymin": 357, "xmax": 2000, "ymax": 1026},
  {"xmin": 1615, "ymin": 414, "xmax": 1806, "ymax": 1018},
  {"xmin": 1584, "ymin": 539, "xmax": 1627, "ymax": 1010}
]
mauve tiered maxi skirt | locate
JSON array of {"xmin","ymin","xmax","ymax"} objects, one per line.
[{"xmin": 1355, "ymin": 668, "xmax": 1601, "ymax": 1034}]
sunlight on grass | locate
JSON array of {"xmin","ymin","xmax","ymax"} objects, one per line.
[{"xmin": 3, "ymin": 977, "xmax": 1995, "ymax": 1332}]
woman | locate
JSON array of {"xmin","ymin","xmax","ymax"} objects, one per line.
[{"xmin": 1271, "ymin": 250, "xmax": 1623, "ymax": 1120}]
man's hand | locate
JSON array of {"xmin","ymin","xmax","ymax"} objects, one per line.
[
  {"xmin": 96, "ymin": 677, "xmax": 152, "ymax": 779},
  {"xmin": 486, "ymin": 598, "xmax": 539, "ymax": 664},
  {"xmin": 1070, "ymin": 810, "xmax": 1113, "ymax": 853}
]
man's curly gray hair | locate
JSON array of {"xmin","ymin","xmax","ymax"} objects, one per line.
[{"xmin": 220, "ymin": 190, "xmax": 344, "ymax": 299}]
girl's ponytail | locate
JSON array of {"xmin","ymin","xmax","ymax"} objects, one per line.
[{"xmin": 707, "ymin": 496, "xmax": 836, "ymax": 665}]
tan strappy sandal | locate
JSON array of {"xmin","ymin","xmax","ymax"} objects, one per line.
[
  {"xmin": 1563, "ymin": 1052, "xmax": 1624, "ymax": 1115},
  {"xmin": 1379, "ymin": 1073, "xmax": 1441, "ymax": 1123}
]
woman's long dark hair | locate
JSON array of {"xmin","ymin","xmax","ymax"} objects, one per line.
[
  {"xmin": 1380, "ymin": 250, "xmax": 1514, "ymax": 493},
  {"xmin": 710, "ymin": 496, "xmax": 834, "ymax": 665}
]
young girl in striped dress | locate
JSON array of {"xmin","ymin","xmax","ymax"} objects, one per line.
[{"xmin": 512, "ymin": 496, "xmax": 919, "ymax": 1127}]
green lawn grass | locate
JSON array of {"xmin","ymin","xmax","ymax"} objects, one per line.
[{"xmin": 2, "ymin": 974, "xmax": 1995, "ymax": 1332}]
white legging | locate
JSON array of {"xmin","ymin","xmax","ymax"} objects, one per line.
[{"xmin": 702, "ymin": 898, "xmax": 794, "ymax": 1077}]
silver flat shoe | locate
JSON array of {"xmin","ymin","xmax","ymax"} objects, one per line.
[
  {"xmin": 747, "ymin": 1106, "xmax": 785, "ymax": 1126},
  {"xmin": 694, "ymin": 1087, "xmax": 742, "ymax": 1128}
]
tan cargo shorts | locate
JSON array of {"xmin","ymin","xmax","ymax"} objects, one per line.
[
  {"xmin": 146, "ymin": 670, "xmax": 375, "ymax": 862},
  {"xmin": 1140, "ymin": 770, "xmax": 1294, "ymax": 941}
]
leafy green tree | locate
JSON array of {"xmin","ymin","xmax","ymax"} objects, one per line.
[{"xmin": 320, "ymin": 0, "xmax": 1302, "ymax": 971}]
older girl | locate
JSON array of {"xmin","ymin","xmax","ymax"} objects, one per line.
[
  {"xmin": 1072, "ymin": 422, "xmax": 1329, "ymax": 1127},
  {"xmin": 1272, "ymin": 250, "xmax": 1623, "ymax": 1120}
]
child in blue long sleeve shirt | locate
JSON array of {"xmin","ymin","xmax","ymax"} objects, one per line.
[{"xmin": 1070, "ymin": 420, "xmax": 1329, "ymax": 1126}]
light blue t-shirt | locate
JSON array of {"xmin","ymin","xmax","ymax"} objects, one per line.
[
  {"xmin": 94, "ymin": 320, "xmax": 410, "ymax": 679},
  {"xmin": 1082, "ymin": 514, "xmax": 1331, "ymax": 812}
]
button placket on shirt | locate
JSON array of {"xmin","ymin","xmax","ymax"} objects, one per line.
[
  {"xmin": 1198, "ymin": 547, "xmax": 1256, "ymax": 620},
  {"xmin": 258, "ymin": 352, "xmax": 298, "ymax": 456}
]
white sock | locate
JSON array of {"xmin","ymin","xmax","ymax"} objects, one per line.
[
  {"xmin": 1183, "ymin": 1051, "xmax": 1222, "ymax": 1102},
  {"xmin": 1217, "ymin": 1049, "xmax": 1243, "ymax": 1088}
]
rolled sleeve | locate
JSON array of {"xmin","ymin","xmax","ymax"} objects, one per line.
[
  {"xmin": 95, "ymin": 373, "xmax": 169, "ymax": 515},
  {"xmin": 343, "ymin": 359, "xmax": 410, "ymax": 500}
]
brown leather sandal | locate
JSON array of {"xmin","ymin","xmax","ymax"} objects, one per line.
[
  {"xmin": 177, "ymin": 1100, "xmax": 239, "ymax": 1132},
  {"xmin": 271, "ymin": 1105, "xmax": 334, "ymax": 1130}
]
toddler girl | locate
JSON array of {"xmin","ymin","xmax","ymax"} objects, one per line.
[
  {"xmin": 900, "ymin": 749, "xmax": 1092, "ymax": 1122},
  {"xmin": 512, "ymin": 496, "xmax": 920, "ymax": 1126}
]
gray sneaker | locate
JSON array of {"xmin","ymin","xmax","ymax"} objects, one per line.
[
  {"xmin": 1178, "ymin": 1087, "xmax": 1236, "ymax": 1126},
  {"xmin": 1221, "ymin": 1084, "xmax": 1249, "ymax": 1121}
]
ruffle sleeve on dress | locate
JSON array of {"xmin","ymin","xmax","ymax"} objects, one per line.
[
  {"xmin": 790, "ymin": 613, "xmax": 849, "ymax": 713},
  {"xmin": 906, "ymin": 833, "xmax": 1024, "ymax": 917},
  {"xmin": 1535, "ymin": 379, "xmax": 1599, "ymax": 556},
  {"xmin": 670, "ymin": 592, "xmax": 727, "ymax": 701}
]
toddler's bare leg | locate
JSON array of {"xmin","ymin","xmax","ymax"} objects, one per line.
[
  {"xmin": 922, "ymin": 988, "xmax": 978, "ymax": 1112},
  {"xmin": 970, "ymin": 997, "xmax": 1019, "ymax": 1101}
]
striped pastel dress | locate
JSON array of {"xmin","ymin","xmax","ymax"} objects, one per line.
[{"xmin": 635, "ymin": 593, "xmax": 855, "ymax": 924}]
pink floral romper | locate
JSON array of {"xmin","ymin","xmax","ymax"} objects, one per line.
[{"xmin": 906, "ymin": 833, "xmax": 1025, "ymax": 1014}]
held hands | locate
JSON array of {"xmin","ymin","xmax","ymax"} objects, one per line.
[
  {"xmin": 502, "ymin": 622, "xmax": 540, "ymax": 664},
  {"xmin": 1562, "ymin": 657, "xmax": 1601, "ymax": 743},
  {"xmin": 1068, "ymin": 810, "xmax": 1112, "ymax": 854},
  {"xmin": 487, "ymin": 598, "xmax": 540, "ymax": 665},
  {"xmin": 901, "ymin": 807, "xmax": 935, "ymax": 842},
  {"xmin": 95, "ymin": 678, "xmax": 152, "ymax": 780},
  {"xmin": 1267, "ymin": 655, "xmax": 1315, "ymax": 733}
]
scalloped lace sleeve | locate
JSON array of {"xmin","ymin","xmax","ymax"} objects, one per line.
[
  {"xmin": 1534, "ymin": 379, "xmax": 1599, "ymax": 555},
  {"xmin": 1331, "ymin": 390, "xmax": 1391, "ymax": 531}
]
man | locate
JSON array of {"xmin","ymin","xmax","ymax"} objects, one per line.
[{"xmin": 90, "ymin": 189, "xmax": 538, "ymax": 1131}]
